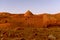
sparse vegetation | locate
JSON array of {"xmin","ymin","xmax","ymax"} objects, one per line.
[{"xmin": 0, "ymin": 12, "xmax": 60, "ymax": 40}]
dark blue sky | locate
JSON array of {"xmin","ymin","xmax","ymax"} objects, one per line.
[{"xmin": 0, "ymin": 0, "xmax": 60, "ymax": 14}]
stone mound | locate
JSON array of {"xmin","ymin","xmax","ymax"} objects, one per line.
[{"xmin": 24, "ymin": 10, "xmax": 33, "ymax": 16}]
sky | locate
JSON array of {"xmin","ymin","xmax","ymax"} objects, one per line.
[{"xmin": 0, "ymin": 0, "xmax": 60, "ymax": 14}]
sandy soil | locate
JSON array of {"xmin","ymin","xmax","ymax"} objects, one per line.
[{"xmin": 0, "ymin": 11, "xmax": 60, "ymax": 40}]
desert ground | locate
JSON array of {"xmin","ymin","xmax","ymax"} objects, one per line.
[{"xmin": 0, "ymin": 10, "xmax": 60, "ymax": 40}]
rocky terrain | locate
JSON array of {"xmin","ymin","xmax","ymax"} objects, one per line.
[{"xmin": 0, "ymin": 10, "xmax": 60, "ymax": 40}]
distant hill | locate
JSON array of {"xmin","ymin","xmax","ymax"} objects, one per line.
[{"xmin": 0, "ymin": 11, "xmax": 60, "ymax": 29}]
